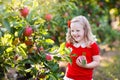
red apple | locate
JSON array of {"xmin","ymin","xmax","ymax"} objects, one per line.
[
  {"xmin": 45, "ymin": 14, "xmax": 52, "ymax": 21},
  {"xmin": 20, "ymin": 7, "xmax": 29, "ymax": 18},
  {"xmin": 38, "ymin": 74, "xmax": 46, "ymax": 78},
  {"xmin": 51, "ymin": 36, "xmax": 56, "ymax": 41},
  {"xmin": 14, "ymin": 55, "xmax": 19, "ymax": 60},
  {"xmin": 39, "ymin": 46, "xmax": 44, "ymax": 51},
  {"xmin": 24, "ymin": 40, "xmax": 33, "ymax": 46},
  {"xmin": 96, "ymin": 21, "xmax": 100, "ymax": 27},
  {"xmin": 23, "ymin": 26, "xmax": 33, "ymax": 36},
  {"xmin": 46, "ymin": 54, "xmax": 52, "ymax": 61}
]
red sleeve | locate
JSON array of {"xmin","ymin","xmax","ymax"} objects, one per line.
[{"xmin": 91, "ymin": 42, "xmax": 100, "ymax": 56}]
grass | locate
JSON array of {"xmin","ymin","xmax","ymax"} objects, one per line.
[{"xmin": 93, "ymin": 50, "xmax": 120, "ymax": 80}]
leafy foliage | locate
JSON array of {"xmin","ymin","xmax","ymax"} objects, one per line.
[{"xmin": 0, "ymin": 0, "xmax": 120, "ymax": 79}]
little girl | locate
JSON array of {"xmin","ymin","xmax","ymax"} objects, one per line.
[{"xmin": 64, "ymin": 15, "xmax": 100, "ymax": 80}]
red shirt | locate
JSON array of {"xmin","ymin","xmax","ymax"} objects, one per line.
[{"xmin": 66, "ymin": 42, "xmax": 100, "ymax": 80}]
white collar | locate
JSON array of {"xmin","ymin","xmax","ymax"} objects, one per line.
[{"xmin": 73, "ymin": 42, "xmax": 87, "ymax": 48}]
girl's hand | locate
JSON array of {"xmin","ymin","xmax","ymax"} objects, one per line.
[{"xmin": 76, "ymin": 56, "xmax": 87, "ymax": 67}]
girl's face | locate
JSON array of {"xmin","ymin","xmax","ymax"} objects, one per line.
[{"xmin": 70, "ymin": 22, "xmax": 84, "ymax": 42}]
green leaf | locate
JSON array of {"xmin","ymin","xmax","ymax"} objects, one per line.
[
  {"xmin": 64, "ymin": 48, "xmax": 71, "ymax": 54},
  {"xmin": 0, "ymin": 57, "xmax": 4, "ymax": 64},
  {"xmin": 25, "ymin": 68, "xmax": 31, "ymax": 72},
  {"xmin": 53, "ymin": 56, "xmax": 61, "ymax": 61},
  {"xmin": 0, "ymin": 31, "xmax": 3, "ymax": 37},
  {"xmin": 18, "ymin": 46, "xmax": 27, "ymax": 58},
  {"xmin": 51, "ymin": 64, "xmax": 59, "ymax": 72},
  {"xmin": 26, "ymin": 10, "xmax": 33, "ymax": 24},
  {"xmin": 26, "ymin": 9, "xmax": 39, "ymax": 25},
  {"xmin": 49, "ymin": 74, "xmax": 57, "ymax": 80},
  {"xmin": 6, "ymin": 47, "xmax": 13, "ymax": 53},
  {"xmin": 82, "ymin": 59, "xmax": 86, "ymax": 65},
  {"xmin": 0, "ymin": 46, "xmax": 5, "ymax": 55},
  {"xmin": 18, "ymin": 27, "xmax": 25, "ymax": 37},
  {"xmin": 45, "ymin": 39, "xmax": 54, "ymax": 44},
  {"xmin": 59, "ymin": 42, "xmax": 65, "ymax": 52},
  {"xmin": 2, "ymin": 19, "xmax": 11, "ymax": 33},
  {"xmin": 71, "ymin": 53, "xmax": 77, "ymax": 57},
  {"xmin": 0, "ymin": 28, "xmax": 7, "ymax": 32},
  {"xmin": 65, "ymin": 56, "xmax": 72, "ymax": 64}
]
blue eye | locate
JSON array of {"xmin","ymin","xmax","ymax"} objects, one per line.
[{"xmin": 71, "ymin": 30, "xmax": 74, "ymax": 32}]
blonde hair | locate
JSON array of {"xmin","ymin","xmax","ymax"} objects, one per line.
[{"xmin": 66, "ymin": 15, "xmax": 96, "ymax": 47}]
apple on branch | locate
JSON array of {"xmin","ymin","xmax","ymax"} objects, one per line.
[
  {"xmin": 20, "ymin": 7, "xmax": 29, "ymax": 18},
  {"xmin": 45, "ymin": 14, "xmax": 52, "ymax": 21},
  {"xmin": 23, "ymin": 26, "xmax": 33, "ymax": 37}
]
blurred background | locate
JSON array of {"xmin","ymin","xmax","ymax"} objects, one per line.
[{"xmin": 0, "ymin": 0, "xmax": 120, "ymax": 80}]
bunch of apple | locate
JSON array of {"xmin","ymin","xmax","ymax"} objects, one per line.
[
  {"xmin": 14, "ymin": 7, "xmax": 57, "ymax": 80},
  {"xmin": 19, "ymin": 7, "xmax": 53, "ymax": 61}
]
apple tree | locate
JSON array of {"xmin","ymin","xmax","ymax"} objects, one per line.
[{"xmin": 0, "ymin": 0, "xmax": 72, "ymax": 80}]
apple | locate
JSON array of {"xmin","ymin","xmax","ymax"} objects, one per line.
[
  {"xmin": 96, "ymin": 21, "xmax": 100, "ymax": 27},
  {"xmin": 39, "ymin": 46, "xmax": 44, "ymax": 51},
  {"xmin": 14, "ymin": 55, "xmax": 18, "ymax": 60},
  {"xmin": 51, "ymin": 36, "xmax": 56, "ymax": 41},
  {"xmin": 38, "ymin": 74, "xmax": 46, "ymax": 78},
  {"xmin": 24, "ymin": 40, "xmax": 33, "ymax": 46},
  {"xmin": 20, "ymin": 7, "xmax": 29, "ymax": 18},
  {"xmin": 46, "ymin": 54, "xmax": 52, "ymax": 61},
  {"xmin": 23, "ymin": 26, "xmax": 33, "ymax": 36},
  {"xmin": 45, "ymin": 14, "xmax": 52, "ymax": 21}
]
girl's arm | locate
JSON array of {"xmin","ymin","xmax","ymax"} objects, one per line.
[{"xmin": 85, "ymin": 55, "xmax": 100, "ymax": 68}]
